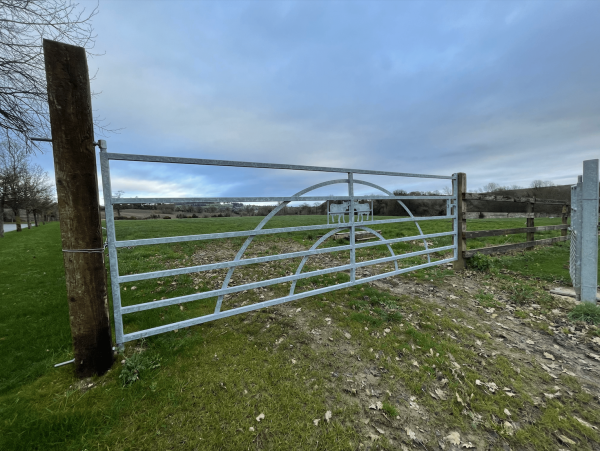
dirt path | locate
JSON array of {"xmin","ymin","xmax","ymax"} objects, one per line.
[
  {"xmin": 170, "ymin": 237, "xmax": 600, "ymax": 449},
  {"xmin": 263, "ymin": 268, "xmax": 600, "ymax": 450}
]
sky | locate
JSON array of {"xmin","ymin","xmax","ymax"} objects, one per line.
[{"xmin": 34, "ymin": 0, "xmax": 600, "ymax": 204}]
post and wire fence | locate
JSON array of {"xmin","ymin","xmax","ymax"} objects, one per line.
[{"xmin": 99, "ymin": 141, "xmax": 459, "ymax": 348}]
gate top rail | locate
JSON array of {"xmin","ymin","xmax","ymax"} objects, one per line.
[
  {"xmin": 105, "ymin": 152, "xmax": 454, "ymax": 179},
  {"xmin": 114, "ymin": 195, "xmax": 454, "ymax": 204}
]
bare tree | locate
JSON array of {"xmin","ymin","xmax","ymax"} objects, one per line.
[
  {"xmin": 480, "ymin": 182, "xmax": 504, "ymax": 193},
  {"xmin": 0, "ymin": 0, "xmax": 100, "ymax": 147},
  {"xmin": 0, "ymin": 139, "xmax": 27, "ymax": 233},
  {"xmin": 113, "ymin": 190, "xmax": 124, "ymax": 217},
  {"xmin": 530, "ymin": 180, "xmax": 555, "ymax": 189},
  {"xmin": 0, "ymin": 139, "xmax": 55, "ymax": 235},
  {"xmin": 32, "ymin": 183, "xmax": 54, "ymax": 225},
  {"xmin": 0, "ymin": 145, "xmax": 11, "ymax": 237},
  {"xmin": 22, "ymin": 163, "xmax": 54, "ymax": 227}
]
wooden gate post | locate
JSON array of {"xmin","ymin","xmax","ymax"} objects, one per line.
[
  {"xmin": 43, "ymin": 39, "xmax": 114, "ymax": 377},
  {"xmin": 561, "ymin": 204, "xmax": 569, "ymax": 237},
  {"xmin": 526, "ymin": 201, "xmax": 535, "ymax": 250},
  {"xmin": 453, "ymin": 172, "xmax": 467, "ymax": 270}
]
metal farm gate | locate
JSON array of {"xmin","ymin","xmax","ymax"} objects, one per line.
[{"xmin": 99, "ymin": 141, "xmax": 459, "ymax": 348}]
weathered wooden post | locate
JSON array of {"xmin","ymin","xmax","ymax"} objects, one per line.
[
  {"xmin": 526, "ymin": 201, "xmax": 535, "ymax": 250},
  {"xmin": 561, "ymin": 204, "xmax": 569, "ymax": 238},
  {"xmin": 453, "ymin": 172, "xmax": 467, "ymax": 270},
  {"xmin": 43, "ymin": 39, "xmax": 114, "ymax": 377}
]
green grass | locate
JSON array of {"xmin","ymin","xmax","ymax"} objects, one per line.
[
  {"xmin": 568, "ymin": 302, "xmax": 600, "ymax": 324},
  {"xmin": 0, "ymin": 223, "xmax": 71, "ymax": 394},
  {"xmin": 1, "ymin": 216, "xmax": 599, "ymax": 450},
  {"xmin": 497, "ymin": 241, "xmax": 573, "ymax": 284}
]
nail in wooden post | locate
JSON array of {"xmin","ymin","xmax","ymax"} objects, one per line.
[
  {"xmin": 526, "ymin": 201, "xmax": 535, "ymax": 250},
  {"xmin": 453, "ymin": 172, "xmax": 467, "ymax": 270},
  {"xmin": 43, "ymin": 39, "xmax": 114, "ymax": 377}
]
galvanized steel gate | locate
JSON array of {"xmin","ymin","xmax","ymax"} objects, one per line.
[{"xmin": 99, "ymin": 142, "xmax": 458, "ymax": 348}]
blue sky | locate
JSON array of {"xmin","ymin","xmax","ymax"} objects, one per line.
[{"xmin": 35, "ymin": 0, "xmax": 600, "ymax": 203}]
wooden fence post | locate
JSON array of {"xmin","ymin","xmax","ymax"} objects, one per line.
[
  {"xmin": 453, "ymin": 172, "xmax": 467, "ymax": 270},
  {"xmin": 561, "ymin": 204, "xmax": 569, "ymax": 237},
  {"xmin": 526, "ymin": 201, "xmax": 535, "ymax": 250},
  {"xmin": 43, "ymin": 39, "xmax": 114, "ymax": 377}
]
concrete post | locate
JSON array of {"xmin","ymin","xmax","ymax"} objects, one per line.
[{"xmin": 581, "ymin": 159, "xmax": 599, "ymax": 303}]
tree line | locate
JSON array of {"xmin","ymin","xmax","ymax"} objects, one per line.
[{"xmin": 0, "ymin": 140, "xmax": 56, "ymax": 237}]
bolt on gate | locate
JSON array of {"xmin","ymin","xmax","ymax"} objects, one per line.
[
  {"xmin": 570, "ymin": 159, "xmax": 599, "ymax": 303},
  {"xmin": 99, "ymin": 141, "xmax": 459, "ymax": 348}
]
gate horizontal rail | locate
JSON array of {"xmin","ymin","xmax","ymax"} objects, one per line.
[
  {"xmin": 122, "ymin": 257, "xmax": 455, "ymax": 343},
  {"xmin": 99, "ymin": 144, "xmax": 459, "ymax": 347},
  {"xmin": 105, "ymin": 152, "xmax": 454, "ymax": 179},
  {"xmin": 121, "ymin": 245, "xmax": 455, "ymax": 315},
  {"xmin": 114, "ymin": 216, "xmax": 454, "ymax": 248},
  {"xmin": 118, "ymin": 230, "xmax": 456, "ymax": 283},
  {"xmin": 114, "ymin": 195, "xmax": 453, "ymax": 203}
]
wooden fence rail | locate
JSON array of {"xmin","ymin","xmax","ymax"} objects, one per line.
[
  {"xmin": 463, "ymin": 236, "xmax": 568, "ymax": 258},
  {"xmin": 464, "ymin": 224, "xmax": 569, "ymax": 239},
  {"xmin": 464, "ymin": 193, "xmax": 566, "ymax": 205},
  {"xmin": 454, "ymin": 173, "xmax": 570, "ymax": 268},
  {"xmin": 465, "ymin": 212, "xmax": 564, "ymax": 219}
]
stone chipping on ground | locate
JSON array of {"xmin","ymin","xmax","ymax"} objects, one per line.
[{"xmin": 284, "ymin": 272, "xmax": 599, "ymax": 448}]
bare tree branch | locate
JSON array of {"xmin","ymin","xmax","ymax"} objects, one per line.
[
  {"xmin": 0, "ymin": 138, "xmax": 57, "ymax": 235},
  {"xmin": 0, "ymin": 1, "xmax": 117, "ymax": 152}
]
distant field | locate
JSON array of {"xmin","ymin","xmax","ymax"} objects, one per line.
[{"xmin": 107, "ymin": 213, "xmax": 567, "ymax": 244}]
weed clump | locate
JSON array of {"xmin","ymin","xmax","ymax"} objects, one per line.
[
  {"xmin": 468, "ymin": 253, "xmax": 497, "ymax": 272},
  {"xmin": 568, "ymin": 303, "xmax": 600, "ymax": 324},
  {"xmin": 119, "ymin": 351, "xmax": 161, "ymax": 387},
  {"xmin": 507, "ymin": 283, "xmax": 537, "ymax": 305},
  {"xmin": 348, "ymin": 294, "xmax": 403, "ymax": 326},
  {"xmin": 382, "ymin": 401, "xmax": 398, "ymax": 417},
  {"xmin": 475, "ymin": 290, "xmax": 499, "ymax": 308}
]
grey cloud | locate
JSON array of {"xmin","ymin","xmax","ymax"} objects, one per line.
[{"xmin": 71, "ymin": 0, "xmax": 600, "ymax": 199}]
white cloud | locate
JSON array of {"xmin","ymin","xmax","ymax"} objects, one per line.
[{"xmin": 98, "ymin": 175, "xmax": 239, "ymax": 203}]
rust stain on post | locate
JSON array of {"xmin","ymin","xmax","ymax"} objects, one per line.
[{"xmin": 43, "ymin": 39, "xmax": 113, "ymax": 377}]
